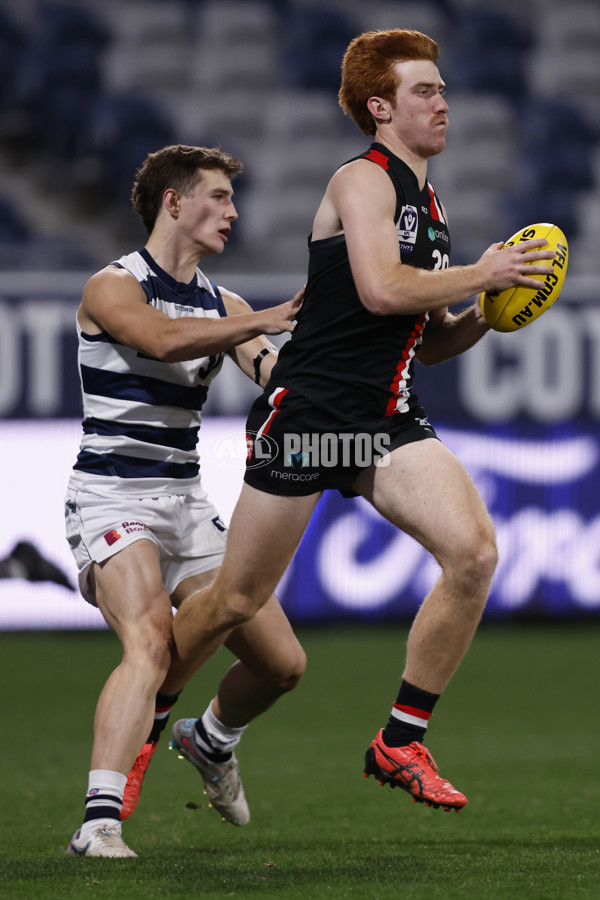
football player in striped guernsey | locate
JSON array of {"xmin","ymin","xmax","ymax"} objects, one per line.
[{"xmin": 65, "ymin": 145, "xmax": 304, "ymax": 858}]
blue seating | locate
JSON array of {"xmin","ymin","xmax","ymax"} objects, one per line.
[
  {"xmin": 0, "ymin": 9, "xmax": 24, "ymax": 109},
  {"xmin": 281, "ymin": 6, "xmax": 358, "ymax": 91},
  {"xmin": 0, "ymin": 0, "xmax": 597, "ymax": 276},
  {"xmin": 19, "ymin": 46, "xmax": 102, "ymax": 160},
  {"xmin": 0, "ymin": 3, "xmax": 107, "ymax": 162},
  {"xmin": 522, "ymin": 98, "xmax": 598, "ymax": 146},
  {"xmin": 30, "ymin": 2, "xmax": 109, "ymax": 51},
  {"xmin": 502, "ymin": 189, "xmax": 579, "ymax": 242},
  {"xmin": 74, "ymin": 92, "xmax": 175, "ymax": 206},
  {"xmin": 452, "ymin": 8, "xmax": 532, "ymax": 98},
  {"xmin": 515, "ymin": 100, "xmax": 597, "ymax": 195},
  {"xmin": 0, "ymin": 195, "xmax": 31, "ymax": 243},
  {"xmin": 500, "ymin": 102, "xmax": 595, "ymax": 241}
]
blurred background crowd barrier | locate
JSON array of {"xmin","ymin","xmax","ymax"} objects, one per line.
[{"xmin": 1, "ymin": 0, "xmax": 600, "ymax": 627}]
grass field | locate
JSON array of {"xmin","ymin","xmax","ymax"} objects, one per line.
[{"xmin": 0, "ymin": 624, "xmax": 599, "ymax": 899}]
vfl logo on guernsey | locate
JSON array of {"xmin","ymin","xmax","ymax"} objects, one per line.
[{"xmin": 396, "ymin": 205, "xmax": 418, "ymax": 254}]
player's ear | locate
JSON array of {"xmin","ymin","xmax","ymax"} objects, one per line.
[
  {"xmin": 367, "ymin": 96, "xmax": 392, "ymax": 127},
  {"xmin": 163, "ymin": 188, "xmax": 180, "ymax": 219}
]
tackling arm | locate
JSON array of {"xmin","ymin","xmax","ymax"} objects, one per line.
[
  {"xmin": 222, "ymin": 289, "xmax": 281, "ymax": 387},
  {"xmin": 78, "ymin": 267, "xmax": 301, "ymax": 362}
]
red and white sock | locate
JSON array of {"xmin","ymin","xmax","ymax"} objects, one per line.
[{"xmin": 382, "ymin": 680, "xmax": 439, "ymax": 747}]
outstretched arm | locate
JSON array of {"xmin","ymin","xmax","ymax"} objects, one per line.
[
  {"xmin": 78, "ymin": 267, "xmax": 302, "ymax": 362},
  {"xmin": 223, "ymin": 286, "xmax": 304, "ymax": 386}
]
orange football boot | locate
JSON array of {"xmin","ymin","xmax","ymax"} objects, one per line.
[
  {"xmin": 121, "ymin": 740, "xmax": 159, "ymax": 819},
  {"xmin": 363, "ymin": 729, "xmax": 467, "ymax": 811}
]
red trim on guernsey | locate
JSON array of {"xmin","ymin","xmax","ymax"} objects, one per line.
[
  {"xmin": 393, "ymin": 703, "xmax": 432, "ymax": 721},
  {"xmin": 259, "ymin": 387, "xmax": 289, "ymax": 437},
  {"xmin": 427, "ymin": 183, "xmax": 444, "ymax": 223},
  {"xmin": 364, "ymin": 148, "xmax": 390, "ymax": 170},
  {"xmin": 385, "ymin": 313, "xmax": 427, "ymax": 416}
]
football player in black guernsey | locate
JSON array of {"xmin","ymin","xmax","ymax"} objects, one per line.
[{"xmin": 175, "ymin": 29, "xmax": 555, "ymax": 812}]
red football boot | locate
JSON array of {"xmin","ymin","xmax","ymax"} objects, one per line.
[
  {"xmin": 121, "ymin": 740, "xmax": 159, "ymax": 820},
  {"xmin": 364, "ymin": 729, "xmax": 467, "ymax": 811}
]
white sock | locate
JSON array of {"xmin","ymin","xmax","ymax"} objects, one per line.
[
  {"xmin": 200, "ymin": 702, "xmax": 247, "ymax": 755},
  {"xmin": 80, "ymin": 769, "xmax": 127, "ymax": 836}
]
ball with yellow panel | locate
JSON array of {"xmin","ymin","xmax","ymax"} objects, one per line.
[{"xmin": 480, "ymin": 223, "xmax": 568, "ymax": 333}]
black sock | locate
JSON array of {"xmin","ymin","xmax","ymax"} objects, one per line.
[
  {"xmin": 147, "ymin": 690, "xmax": 181, "ymax": 744},
  {"xmin": 382, "ymin": 679, "xmax": 440, "ymax": 747}
]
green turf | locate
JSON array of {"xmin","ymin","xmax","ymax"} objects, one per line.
[{"xmin": 0, "ymin": 624, "xmax": 599, "ymax": 899}]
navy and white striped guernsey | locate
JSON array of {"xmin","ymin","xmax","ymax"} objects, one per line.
[{"xmin": 69, "ymin": 248, "xmax": 226, "ymax": 495}]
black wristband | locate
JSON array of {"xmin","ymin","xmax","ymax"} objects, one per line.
[{"xmin": 253, "ymin": 347, "xmax": 277, "ymax": 384}]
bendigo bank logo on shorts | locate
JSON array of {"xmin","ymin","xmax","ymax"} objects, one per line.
[
  {"xmin": 104, "ymin": 529, "xmax": 122, "ymax": 546},
  {"xmin": 104, "ymin": 523, "xmax": 149, "ymax": 545},
  {"xmin": 121, "ymin": 521, "xmax": 149, "ymax": 534}
]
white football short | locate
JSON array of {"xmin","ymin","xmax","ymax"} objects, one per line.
[{"xmin": 64, "ymin": 482, "xmax": 228, "ymax": 606}]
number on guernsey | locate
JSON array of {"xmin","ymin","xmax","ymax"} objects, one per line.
[{"xmin": 432, "ymin": 249, "xmax": 449, "ymax": 269}]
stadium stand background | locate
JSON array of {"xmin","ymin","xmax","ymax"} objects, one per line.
[
  {"xmin": 0, "ymin": 0, "xmax": 599, "ymax": 277},
  {"xmin": 2, "ymin": 0, "xmax": 600, "ymax": 627}
]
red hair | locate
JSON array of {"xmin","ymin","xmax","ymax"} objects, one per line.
[{"xmin": 339, "ymin": 29, "xmax": 440, "ymax": 135}]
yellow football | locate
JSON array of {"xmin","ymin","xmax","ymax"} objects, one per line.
[{"xmin": 480, "ymin": 223, "xmax": 568, "ymax": 333}]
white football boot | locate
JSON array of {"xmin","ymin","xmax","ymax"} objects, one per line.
[
  {"xmin": 67, "ymin": 823, "xmax": 137, "ymax": 858},
  {"xmin": 170, "ymin": 718, "xmax": 250, "ymax": 826}
]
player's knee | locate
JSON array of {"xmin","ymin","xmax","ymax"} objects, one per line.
[
  {"xmin": 442, "ymin": 519, "xmax": 496, "ymax": 592},
  {"xmin": 148, "ymin": 632, "xmax": 173, "ymax": 683},
  {"xmin": 288, "ymin": 643, "xmax": 307, "ymax": 688},
  {"xmin": 455, "ymin": 527, "xmax": 498, "ymax": 593},
  {"xmin": 269, "ymin": 644, "xmax": 307, "ymax": 693},
  {"xmin": 123, "ymin": 610, "xmax": 173, "ymax": 687},
  {"xmin": 476, "ymin": 524, "xmax": 498, "ymax": 580}
]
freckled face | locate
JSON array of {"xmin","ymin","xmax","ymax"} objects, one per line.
[{"xmin": 389, "ymin": 59, "xmax": 449, "ymax": 159}]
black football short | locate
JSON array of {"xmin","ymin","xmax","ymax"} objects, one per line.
[{"xmin": 243, "ymin": 387, "xmax": 438, "ymax": 497}]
